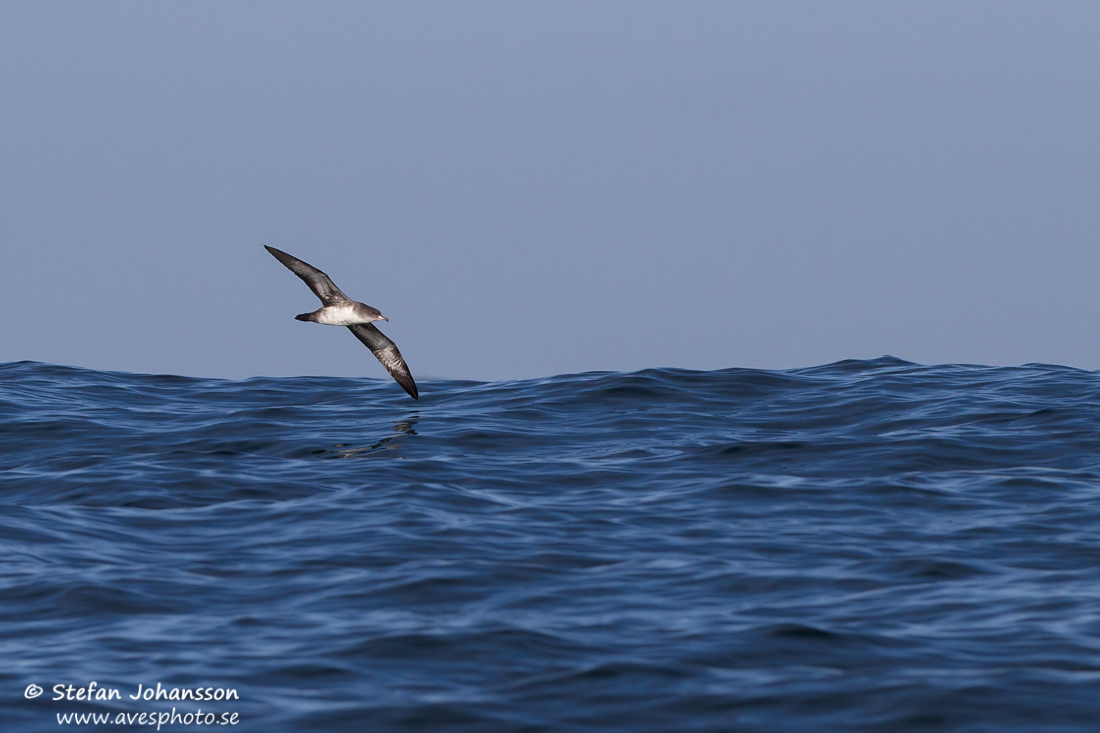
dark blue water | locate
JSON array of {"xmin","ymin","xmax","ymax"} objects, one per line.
[{"xmin": 4, "ymin": 357, "xmax": 1100, "ymax": 732}]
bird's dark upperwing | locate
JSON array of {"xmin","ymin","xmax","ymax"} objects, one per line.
[
  {"xmin": 347, "ymin": 323, "xmax": 419, "ymax": 399},
  {"xmin": 264, "ymin": 245, "xmax": 349, "ymax": 305}
]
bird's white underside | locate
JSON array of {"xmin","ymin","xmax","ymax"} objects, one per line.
[{"xmin": 314, "ymin": 304, "xmax": 383, "ymax": 326}]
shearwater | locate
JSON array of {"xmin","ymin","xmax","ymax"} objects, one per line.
[{"xmin": 265, "ymin": 245, "xmax": 418, "ymax": 399}]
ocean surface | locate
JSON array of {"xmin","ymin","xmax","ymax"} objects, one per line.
[{"xmin": 4, "ymin": 357, "xmax": 1100, "ymax": 732}]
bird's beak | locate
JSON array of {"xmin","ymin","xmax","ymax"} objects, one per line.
[{"xmin": 379, "ymin": 315, "xmax": 389, "ymax": 322}]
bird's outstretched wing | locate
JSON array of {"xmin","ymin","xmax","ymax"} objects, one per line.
[
  {"xmin": 347, "ymin": 323, "xmax": 419, "ymax": 399},
  {"xmin": 265, "ymin": 245, "xmax": 350, "ymax": 305}
]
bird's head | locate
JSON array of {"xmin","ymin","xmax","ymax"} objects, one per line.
[{"xmin": 361, "ymin": 302, "xmax": 388, "ymax": 322}]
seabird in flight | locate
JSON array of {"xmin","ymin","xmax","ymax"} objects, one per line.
[{"xmin": 265, "ymin": 245, "xmax": 418, "ymax": 399}]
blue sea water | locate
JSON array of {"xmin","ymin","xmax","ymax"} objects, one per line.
[{"xmin": 4, "ymin": 357, "xmax": 1100, "ymax": 732}]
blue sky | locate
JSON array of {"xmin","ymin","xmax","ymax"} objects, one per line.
[{"xmin": 3, "ymin": 2, "xmax": 1099, "ymax": 380}]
